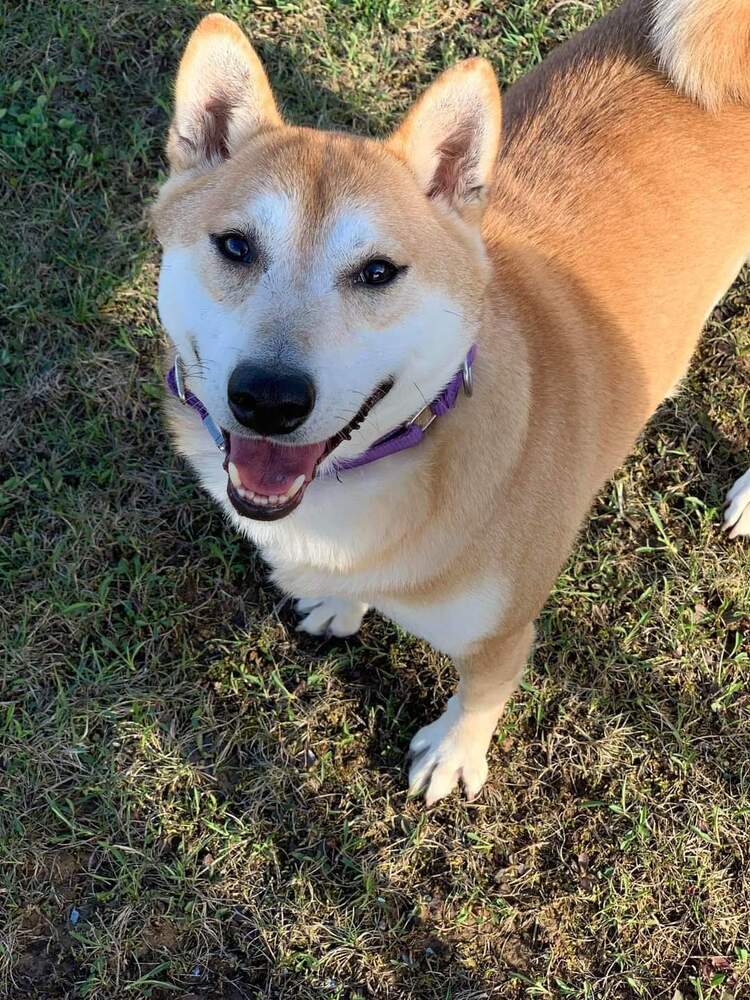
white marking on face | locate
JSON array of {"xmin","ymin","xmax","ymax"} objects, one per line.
[
  {"xmin": 322, "ymin": 210, "xmax": 377, "ymax": 265},
  {"xmin": 158, "ymin": 245, "xmax": 246, "ymax": 428},
  {"xmin": 250, "ymin": 191, "xmax": 299, "ymax": 272},
  {"xmin": 249, "ymin": 191, "xmax": 296, "ymax": 254},
  {"xmin": 158, "ymin": 213, "xmax": 473, "ymax": 455},
  {"xmin": 310, "ymin": 285, "xmax": 472, "ymax": 462}
]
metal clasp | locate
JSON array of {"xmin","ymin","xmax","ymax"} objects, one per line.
[
  {"xmin": 408, "ymin": 403, "xmax": 437, "ymax": 433},
  {"xmin": 205, "ymin": 414, "xmax": 227, "ymax": 452},
  {"xmin": 173, "ymin": 352, "xmax": 187, "ymax": 404},
  {"xmin": 173, "ymin": 352, "xmax": 226, "ymax": 452}
]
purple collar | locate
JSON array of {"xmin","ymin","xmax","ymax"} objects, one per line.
[{"xmin": 165, "ymin": 345, "xmax": 476, "ymax": 475}]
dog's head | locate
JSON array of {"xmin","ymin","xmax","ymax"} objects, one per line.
[{"xmin": 153, "ymin": 14, "xmax": 500, "ymax": 520}]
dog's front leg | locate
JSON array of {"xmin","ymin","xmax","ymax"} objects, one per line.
[
  {"xmin": 724, "ymin": 468, "xmax": 750, "ymax": 538},
  {"xmin": 294, "ymin": 596, "xmax": 369, "ymax": 637},
  {"xmin": 408, "ymin": 623, "xmax": 533, "ymax": 806},
  {"xmin": 267, "ymin": 562, "xmax": 369, "ymax": 638}
]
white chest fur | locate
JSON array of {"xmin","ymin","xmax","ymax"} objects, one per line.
[
  {"xmin": 173, "ymin": 404, "xmax": 507, "ymax": 657},
  {"xmin": 375, "ymin": 576, "xmax": 507, "ymax": 659}
]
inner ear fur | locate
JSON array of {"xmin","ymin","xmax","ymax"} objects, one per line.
[
  {"xmin": 386, "ymin": 58, "xmax": 501, "ymax": 220},
  {"xmin": 167, "ymin": 13, "xmax": 282, "ymax": 172}
]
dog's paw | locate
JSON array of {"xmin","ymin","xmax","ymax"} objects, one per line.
[
  {"xmin": 407, "ymin": 696, "xmax": 497, "ymax": 807},
  {"xmin": 724, "ymin": 468, "xmax": 750, "ymax": 539},
  {"xmin": 295, "ymin": 596, "xmax": 368, "ymax": 637}
]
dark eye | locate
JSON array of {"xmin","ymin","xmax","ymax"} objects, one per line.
[
  {"xmin": 214, "ymin": 232, "xmax": 254, "ymax": 264},
  {"xmin": 356, "ymin": 259, "xmax": 399, "ymax": 287}
]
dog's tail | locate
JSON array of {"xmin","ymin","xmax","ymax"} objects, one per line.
[{"xmin": 652, "ymin": 0, "xmax": 750, "ymax": 111}]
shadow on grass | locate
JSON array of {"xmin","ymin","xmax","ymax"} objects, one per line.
[{"xmin": 4, "ymin": 2, "xmax": 483, "ymax": 996}]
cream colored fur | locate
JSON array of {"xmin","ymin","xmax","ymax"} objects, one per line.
[{"xmin": 652, "ymin": 0, "xmax": 750, "ymax": 112}]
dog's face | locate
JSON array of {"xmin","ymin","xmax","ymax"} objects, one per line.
[{"xmin": 153, "ymin": 14, "xmax": 501, "ymax": 521}]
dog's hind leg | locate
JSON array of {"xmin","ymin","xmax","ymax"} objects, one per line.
[
  {"xmin": 724, "ymin": 468, "xmax": 750, "ymax": 538},
  {"xmin": 407, "ymin": 623, "xmax": 533, "ymax": 806}
]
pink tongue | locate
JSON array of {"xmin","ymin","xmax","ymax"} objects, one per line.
[{"xmin": 228, "ymin": 434, "xmax": 326, "ymax": 495}]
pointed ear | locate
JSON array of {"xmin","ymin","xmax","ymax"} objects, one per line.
[
  {"xmin": 167, "ymin": 13, "xmax": 282, "ymax": 172},
  {"xmin": 386, "ymin": 58, "xmax": 501, "ymax": 223}
]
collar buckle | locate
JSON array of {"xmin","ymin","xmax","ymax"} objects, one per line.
[{"xmin": 408, "ymin": 403, "xmax": 437, "ymax": 433}]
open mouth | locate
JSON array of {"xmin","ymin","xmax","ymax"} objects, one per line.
[{"xmin": 223, "ymin": 379, "xmax": 393, "ymax": 521}]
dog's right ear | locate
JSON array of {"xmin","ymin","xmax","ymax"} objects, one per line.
[
  {"xmin": 167, "ymin": 14, "xmax": 281, "ymax": 173},
  {"xmin": 386, "ymin": 58, "xmax": 500, "ymax": 226}
]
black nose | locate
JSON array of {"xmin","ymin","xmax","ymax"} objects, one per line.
[{"xmin": 227, "ymin": 363, "xmax": 316, "ymax": 436}]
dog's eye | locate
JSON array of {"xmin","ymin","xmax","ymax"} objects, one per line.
[
  {"xmin": 214, "ymin": 233, "xmax": 254, "ymax": 264},
  {"xmin": 356, "ymin": 259, "xmax": 399, "ymax": 287}
]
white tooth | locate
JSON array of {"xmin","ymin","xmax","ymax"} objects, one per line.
[
  {"xmin": 268, "ymin": 495, "xmax": 279, "ymax": 504},
  {"xmin": 228, "ymin": 461, "xmax": 242, "ymax": 488},
  {"xmin": 288, "ymin": 474, "xmax": 306, "ymax": 498},
  {"xmin": 237, "ymin": 486, "xmax": 249, "ymax": 499},
  {"xmin": 255, "ymin": 495, "xmax": 268, "ymax": 506}
]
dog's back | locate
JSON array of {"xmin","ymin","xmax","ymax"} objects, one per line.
[{"xmin": 485, "ymin": 0, "xmax": 750, "ymax": 426}]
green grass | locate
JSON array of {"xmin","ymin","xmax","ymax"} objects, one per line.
[{"xmin": 1, "ymin": 0, "xmax": 749, "ymax": 997}]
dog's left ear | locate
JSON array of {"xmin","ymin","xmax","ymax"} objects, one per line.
[
  {"xmin": 167, "ymin": 13, "xmax": 282, "ymax": 173},
  {"xmin": 387, "ymin": 58, "xmax": 501, "ymax": 224}
]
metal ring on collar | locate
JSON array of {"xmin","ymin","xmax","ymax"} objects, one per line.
[{"xmin": 462, "ymin": 358, "xmax": 473, "ymax": 397}]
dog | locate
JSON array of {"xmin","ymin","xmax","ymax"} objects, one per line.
[{"xmin": 153, "ymin": 0, "xmax": 750, "ymax": 806}]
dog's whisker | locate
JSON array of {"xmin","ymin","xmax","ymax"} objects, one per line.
[{"xmin": 412, "ymin": 381, "xmax": 429, "ymax": 408}]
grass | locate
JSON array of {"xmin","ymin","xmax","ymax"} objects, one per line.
[{"xmin": 1, "ymin": 0, "xmax": 749, "ymax": 996}]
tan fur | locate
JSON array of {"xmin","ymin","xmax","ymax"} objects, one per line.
[{"xmin": 154, "ymin": 1, "xmax": 750, "ymax": 804}]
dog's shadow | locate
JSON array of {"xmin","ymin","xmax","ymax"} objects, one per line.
[{"xmin": 7, "ymin": 1, "xmax": 495, "ymax": 993}]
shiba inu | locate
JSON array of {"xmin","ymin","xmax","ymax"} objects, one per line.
[{"xmin": 153, "ymin": 0, "xmax": 750, "ymax": 806}]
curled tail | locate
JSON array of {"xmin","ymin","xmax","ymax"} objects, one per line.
[{"xmin": 652, "ymin": 0, "xmax": 750, "ymax": 111}]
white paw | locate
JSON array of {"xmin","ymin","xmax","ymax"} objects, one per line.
[
  {"xmin": 724, "ymin": 468, "xmax": 750, "ymax": 539},
  {"xmin": 295, "ymin": 596, "xmax": 368, "ymax": 637},
  {"xmin": 407, "ymin": 696, "xmax": 498, "ymax": 807}
]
